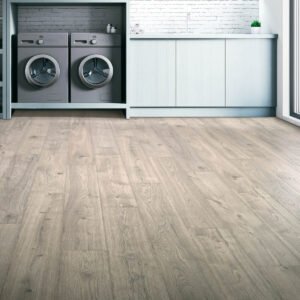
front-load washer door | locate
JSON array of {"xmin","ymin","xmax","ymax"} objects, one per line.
[
  {"xmin": 78, "ymin": 54, "xmax": 114, "ymax": 89},
  {"xmin": 25, "ymin": 54, "xmax": 60, "ymax": 87}
]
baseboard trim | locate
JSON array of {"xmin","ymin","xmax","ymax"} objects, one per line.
[{"xmin": 129, "ymin": 107, "xmax": 276, "ymax": 118}]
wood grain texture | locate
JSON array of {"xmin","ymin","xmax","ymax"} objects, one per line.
[
  {"xmin": 226, "ymin": 39, "xmax": 276, "ymax": 107},
  {"xmin": 176, "ymin": 40, "xmax": 226, "ymax": 107},
  {"xmin": 129, "ymin": 40, "xmax": 176, "ymax": 107},
  {"xmin": 0, "ymin": 111, "xmax": 300, "ymax": 300}
]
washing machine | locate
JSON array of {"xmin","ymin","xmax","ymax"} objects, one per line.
[
  {"xmin": 18, "ymin": 33, "xmax": 69, "ymax": 103},
  {"xmin": 70, "ymin": 33, "xmax": 122, "ymax": 103}
]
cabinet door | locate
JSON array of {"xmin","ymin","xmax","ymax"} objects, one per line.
[
  {"xmin": 226, "ymin": 39, "xmax": 276, "ymax": 107},
  {"xmin": 176, "ymin": 40, "xmax": 226, "ymax": 107},
  {"xmin": 129, "ymin": 40, "xmax": 176, "ymax": 107}
]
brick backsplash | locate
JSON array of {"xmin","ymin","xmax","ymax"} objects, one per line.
[
  {"xmin": 130, "ymin": 0, "xmax": 259, "ymax": 34},
  {"xmin": 18, "ymin": 6, "xmax": 123, "ymax": 33},
  {"xmin": 17, "ymin": 1, "xmax": 259, "ymax": 35}
]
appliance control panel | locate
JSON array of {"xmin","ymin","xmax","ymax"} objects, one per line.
[
  {"xmin": 18, "ymin": 33, "xmax": 69, "ymax": 47},
  {"xmin": 71, "ymin": 33, "xmax": 121, "ymax": 47}
]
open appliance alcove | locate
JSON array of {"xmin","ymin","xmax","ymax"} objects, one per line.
[{"xmin": 5, "ymin": 0, "xmax": 129, "ymax": 119}]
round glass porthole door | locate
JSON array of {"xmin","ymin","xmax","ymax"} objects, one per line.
[
  {"xmin": 79, "ymin": 55, "xmax": 114, "ymax": 89},
  {"xmin": 25, "ymin": 54, "xmax": 60, "ymax": 87}
]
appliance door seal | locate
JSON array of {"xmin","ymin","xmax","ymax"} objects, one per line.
[
  {"xmin": 78, "ymin": 54, "xmax": 114, "ymax": 89},
  {"xmin": 25, "ymin": 54, "xmax": 61, "ymax": 87}
]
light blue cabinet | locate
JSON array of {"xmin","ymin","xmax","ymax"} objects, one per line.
[
  {"xmin": 128, "ymin": 37, "xmax": 277, "ymax": 114},
  {"xmin": 176, "ymin": 40, "xmax": 225, "ymax": 107},
  {"xmin": 128, "ymin": 40, "xmax": 176, "ymax": 107},
  {"xmin": 226, "ymin": 39, "xmax": 276, "ymax": 107}
]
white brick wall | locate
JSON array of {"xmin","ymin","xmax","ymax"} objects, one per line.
[
  {"xmin": 130, "ymin": 0, "xmax": 259, "ymax": 34},
  {"xmin": 17, "ymin": 1, "xmax": 259, "ymax": 34}
]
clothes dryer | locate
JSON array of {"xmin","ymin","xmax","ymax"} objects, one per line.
[
  {"xmin": 70, "ymin": 33, "xmax": 122, "ymax": 103},
  {"xmin": 18, "ymin": 33, "xmax": 69, "ymax": 103}
]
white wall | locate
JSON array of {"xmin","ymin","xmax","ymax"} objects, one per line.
[
  {"xmin": 260, "ymin": 0, "xmax": 283, "ymax": 116},
  {"xmin": 260, "ymin": 0, "xmax": 294, "ymax": 124},
  {"xmin": 130, "ymin": 0, "xmax": 259, "ymax": 34}
]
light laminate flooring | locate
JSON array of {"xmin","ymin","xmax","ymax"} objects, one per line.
[{"xmin": 0, "ymin": 110, "xmax": 300, "ymax": 300}]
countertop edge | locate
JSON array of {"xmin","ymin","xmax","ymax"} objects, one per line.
[{"xmin": 130, "ymin": 34, "xmax": 278, "ymax": 40}]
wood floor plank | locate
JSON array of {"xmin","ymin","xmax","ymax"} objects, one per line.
[
  {"xmin": 62, "ymin": 164, "xmax": 107, "ymax": 251},
  {"xmin": 96, "ymin": 155, "xmax": 170, "ymax": 300},
  {"xmin": 56, "ymin": 115, "xmax": 113, "ymax": 299},
  {"xmin": 0, "ymin": 192, "xmax": 64, "ymax": 300},
  {"xmin": 257, "ymin": 265, "xmax": 300, "ymax": 300},
  {"xmin": 101, "ymin": 206, "xmax": 170, "ymax": 300},
  {"xmin": 0, "ymin": 116, "xmax": 32, "ymax": 159},
  {"xmin": 150, "ymin": 156, "xmax": 218, "ymax": 229},
  {"xmin": 132, "ymin": 183, "xmax": 226, "ymax": 299},
  {"xmin": 0, "ymin": 113, "xmax": 300, "ymax": 300},
  {"xmin": 235, "ymin": 191, "xmax": 300, "ymax": 259},
  {"xmin": 0, "ymin": 225, "xmax": 20, "ymax": 294},
  {"xmin": 88, "ymin": 118, "xmax": 119, "ymax": 156},
  {"xmin": 0, "ymin": 118, "xmax": 49, "ymax": 224},
  {"xmin": 110, "ymin": 124, "xmax": 160, "ymax": 184},
  {"xmin": 150, "ymin": 118, "xmax": 212, "ymax": 172},
  {"xmin": 192, "ymin": 227, "xmax": 279, "ymax": 299},
  {"xmin": 95, "ymin": 156, "xmax": 137, "ymax": 208},
  {"xmin": 57, "ymin": 250, "xmax": 113, "ymax": 300},
  {"xmin": 68, "ymin": 118, "xmax": 94, "ymax": 166},
  {"xmin": 235, "ymin": 157, "xmax": 300, "ymax": 219},
  {"xmin": 130, "ymin": 119, "xmax": 172, "ymax": 158},
  {"xmin": 30, "ymin": 118, "xmax": 71, "ymax": 194}
]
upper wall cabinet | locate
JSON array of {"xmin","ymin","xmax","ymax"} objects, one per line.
[
  {"xmin": 176, "ymin": 40, "xmax": 226, "ymax": 107},
  {"xmin": 129, "ymin": 40, "xmax": 176, "ymax": 107},
  {"xmin": 226, "ymin": 39, "xmax": 276, "ymax": 107}
]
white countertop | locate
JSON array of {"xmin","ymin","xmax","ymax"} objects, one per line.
[{"xmin": 130, "ymin": 33, "xmax": 278, "ymax": 40}]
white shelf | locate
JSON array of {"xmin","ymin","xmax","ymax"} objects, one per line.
[
  {"xmin": 0, "ymin": 82, "xmax": 3, "ymax": 87},
  {"xmin": 9, "ymin": 0, "xmax": 127, "ymax": 3},
  {"xmin": 130, "ymin": 33, "xmax": 278, "ymax": 40},
  {"xmin": 11, "ymin": 102, "xmax": 127, "ymax": 109}
]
